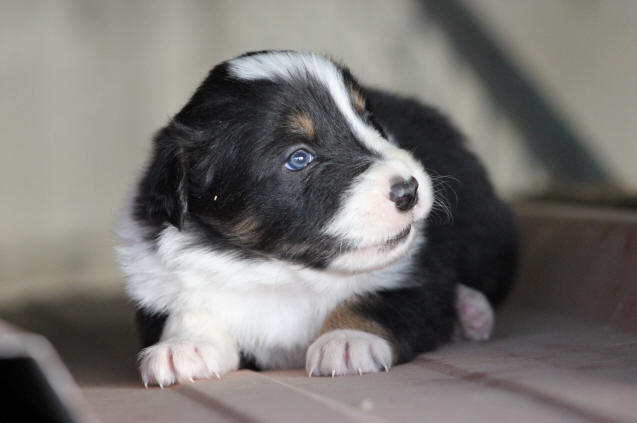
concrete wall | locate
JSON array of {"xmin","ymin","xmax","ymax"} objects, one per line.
[{"xmin": 1, "ymin": 0, "xmax": 634, "ymax": 304}]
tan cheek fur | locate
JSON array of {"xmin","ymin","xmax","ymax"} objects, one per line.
[{"xmin": 230, "ymin": 214, "xmax": 262, "ymax": 245}]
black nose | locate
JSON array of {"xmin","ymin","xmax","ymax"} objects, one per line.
[{"xmin": 389, "ymin": 177, "xmax": 419, "ymax": 211}]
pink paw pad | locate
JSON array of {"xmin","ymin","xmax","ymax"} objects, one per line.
[
  {"xmin": 456, "ymin": 285, "xmax": 494, "ymax": 341},
  {"xmin": 139, "ymin": 341, "xmax": 224, "ymax": 388}
]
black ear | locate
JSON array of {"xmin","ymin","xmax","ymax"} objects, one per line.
[{"xmin": 135, "ymin": 126, "xmax": 188, "ymax": 230}]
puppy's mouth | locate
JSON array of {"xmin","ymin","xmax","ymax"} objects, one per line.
[
  {"xmin": 380, "ymin": 225, "xmax": 412, "ymax": 251},
  {"xmin": 347, "ymin": 224, "xmax": 413, "ymax": 254},
  {"xmin": 327, "ymin": 222, "xmax": 420, "ymax": 273}
]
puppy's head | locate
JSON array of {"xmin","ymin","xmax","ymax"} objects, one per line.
[{"xmin": 141, "ymin": 51, "xmax": 433, "ymax": 273}]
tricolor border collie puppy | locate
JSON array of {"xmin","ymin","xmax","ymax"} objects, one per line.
[{"xmin": 116, "ymin": 50, "xmax": 517, "ymax": 387}]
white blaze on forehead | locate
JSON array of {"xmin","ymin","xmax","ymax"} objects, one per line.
[{"xmin": 227, "ymin": 51, "xmax": 389, "ymax": 153}]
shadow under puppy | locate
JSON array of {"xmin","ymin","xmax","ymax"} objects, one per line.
[{"xmin": 116, "ymin": 51, "xmax": 518, "ymax": 387}]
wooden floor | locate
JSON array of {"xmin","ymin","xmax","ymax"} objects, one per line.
[
  {"xmin": 3, "ymin": 203, "xmax": 637, "ymax": 423},
  {"xmin": 79, "ymin": 309, "xmax": 637, "ymax": 423}
]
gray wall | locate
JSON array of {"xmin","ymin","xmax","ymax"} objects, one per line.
[
  {"xmin": 467, "ymin": 0, "xmax": 637, "ymax": 189},
  {"xmin": 1, "ymin": 0, "xmax": 635, "ymax": 305}
]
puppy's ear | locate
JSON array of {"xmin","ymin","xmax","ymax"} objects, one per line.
[{"xmin": 136, "ymin": 125, "xmax": 188, "ymax": 230}]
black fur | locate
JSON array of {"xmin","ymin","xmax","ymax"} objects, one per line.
[{"xmin": 135, "ymin": 309, "xmax": 168, "ymax": 349}]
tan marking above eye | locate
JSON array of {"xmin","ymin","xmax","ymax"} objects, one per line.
[
  {"xmin": 286, "ymin": 112, "xmax": 315, "ymax": 139},
  {"xmin": 350, "ymin": 88, "xmax": 367, "ymax": 115}
]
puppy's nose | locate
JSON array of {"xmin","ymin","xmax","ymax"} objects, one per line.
[{"xmin": 389, "ymin": 177, "xmax": 419, "ymax": 211}]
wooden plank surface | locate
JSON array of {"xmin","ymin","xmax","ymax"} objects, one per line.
[
  {"xmin": 512, "ymin": 202, "xmax": 637, "ymax": 333},
  {"xmin": 78, "ymin": 309, "xmax": 637, "ymax": 423}
]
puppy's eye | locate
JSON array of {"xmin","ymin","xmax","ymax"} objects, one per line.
[{"xmin": 285, "ymin": 149, "xmax": 314, "ymax": 171}]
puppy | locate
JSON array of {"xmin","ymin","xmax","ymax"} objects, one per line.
[{"xmin": 116, "ymin": 51, "xmax": 517, "ymax": 387}]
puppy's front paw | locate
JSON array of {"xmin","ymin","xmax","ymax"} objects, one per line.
[
  {"xmin": 456, "ymin": 284, "xmax": 494, "ymax": 341},
  {"xmin": 306, "ymin": 330, "xmax": 392, "ymax": 377},
  {"xmin": 139, "ymin": 340, "xmax": 237, "ymax": 388}
]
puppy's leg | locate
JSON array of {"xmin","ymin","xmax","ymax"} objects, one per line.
[
  {"xmin": 456, "ymin": 284, "xmax": 495, "ymax": 341},
  {"xmin": 306, "ymin": 302, "xmax": 393, "ymax": 377},
  {"xmin": 306, "ymin": 282, "xmax": 457, "ymax": 377},
  {"xmin": 138, "ymin": 310, "xmax": 239, "ymax": 387}
]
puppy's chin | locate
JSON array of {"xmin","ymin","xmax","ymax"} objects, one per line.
[{"xmin": 326, "ymin": 223, "xmax": 421, "ymax": 274}]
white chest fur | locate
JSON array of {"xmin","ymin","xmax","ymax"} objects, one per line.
[{"xmin": 116, "ymin": 217, "xmax": 420, "ymax": 369}]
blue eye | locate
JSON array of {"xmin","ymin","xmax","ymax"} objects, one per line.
[{"xmin": 285, "ymin": 149, "xmax": 314, "ymax": 171}]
